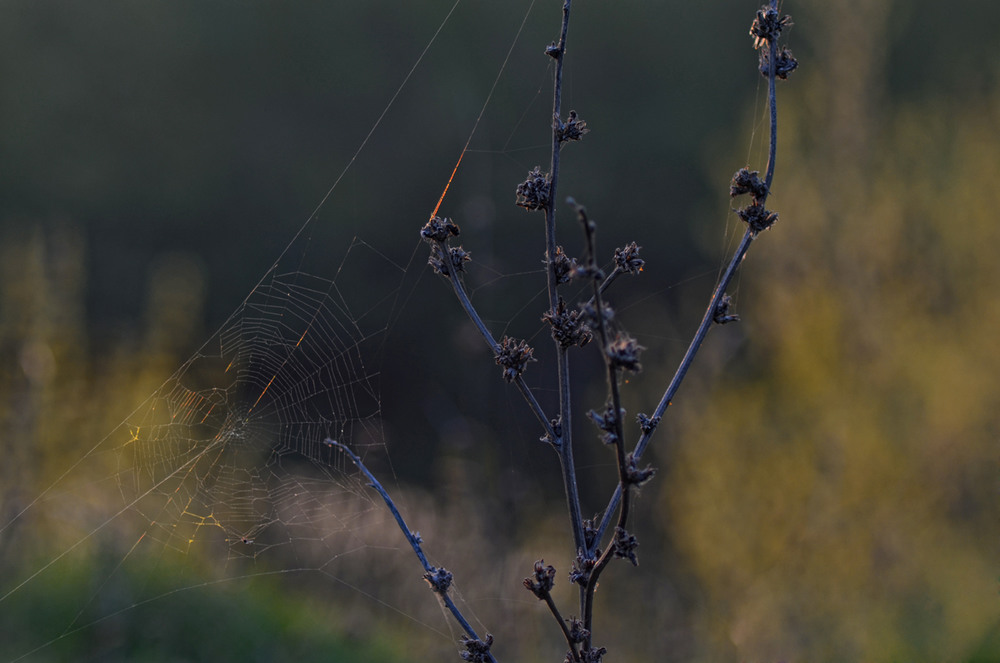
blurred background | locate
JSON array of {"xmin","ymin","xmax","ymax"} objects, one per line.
[{"xmin": 2, "ymin": 0, "xmax": 1000, "ymax": 660}]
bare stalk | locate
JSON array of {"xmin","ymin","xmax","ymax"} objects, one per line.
[
  {"xmin": 434, "ymin": 237, "xmax": 555, "ymax": 441},
  {"xmin": 327, "ymin": 439, "xmax": 499, "ymax": 663},
  {"xmin": 542, "ymin": 0, "xmax": 587, "ymax": 556},
  {"xmin": 570, "ymin": 200, "xmax": 636, "ymax": 646}
]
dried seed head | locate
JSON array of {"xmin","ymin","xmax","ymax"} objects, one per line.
[
  {"xmin": 636, "ymin": 412, "xmax": 660, "ymax": 435},
  {"xmin": 736, "ymin": 202, "xmax": 779, "ymax": 234},
  {"xmin": 580, "ymin": 646, "xmax": 608, "ymax": 663},
  {"xmin": 550, "ymin": 246, "xmax": 579, "ymax": 285},
  {"xmin": 516, "ymin": 166, "xmax": 551, "ymax": 211},
  {"xmin": 606, "ymin": 333, "xmax": 643, "ymax": 373},
  {"xmin": 713, "ymin": 293, "xmax": 740, "ymax": 324},
  {"xmin": 587, "ymin": 403, "xmax": 625, "ymax": 445},
  {"xmin": 612, "ymin": 526, "xmax": 639, "ymax": 566},
  {"xmin": 578, "ymin": 299, "xmax": 615, "ymax": 329},
  {"xmin": 569, "ymin": 549, "xmax": 597, "ymax": 586},
  {"xmin": 613, "ymin": 242, "xmax": 644, "ymax": 275},
  {"xmin": 760, "ymin": 46, "xmax": 799, "ymax": 80},
  {"xmin": 420, "ymin": 216, "xmax": 460, "ymax": 242},
  {"xmin": 542, "ymin": 297, "xmax": 592, "ymax": 349},
  {"xmin": 523, "ymin": 559, "xmax": 557, "ymax": 599},
  {"xmin": 427, "ymin": 243, "xmax": 471, "ymax": 276},
  {"xmin": 556, "ymin": 110, "xmax": 589, "ymax": 143},
  {"xmin": 730, "ymin": 167, "xmax": 768, "ymax": 202},
  {"xmin": 495, "ymin": 336, "xmax": 536, "ymax": 382},
  {"xmin": 423, "ymin": 566, "xmax": 453, "ymax": 594},
  {"xmin": 460, "ymin": 634, "xmax": 494, "ymax": 663},
  {"xmin": 750, "ymin": 6, "xmax": 792, "ymax": 49},
  {"xmin": 625, "ymin": 452, "xmax": 656, "ymax": 487},
  {"xmin": 567, "ymin": 617, "xmax": 590, "ymax": 643}
]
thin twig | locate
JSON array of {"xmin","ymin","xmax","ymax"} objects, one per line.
[
  {"xmin": 570, "ymin": 200, "xmax": 635, "ymax": 647},
  {"xmin": 590, "ymin": 0, "xmax": 785, "ymax": 553},
  {"xmin": 545, "ymin": 593, "xmax": 581, "ymax": 662},
  {"xmin": 327, "ymin": 439, "xmax": 499, "ymax": 663},
  {"xmin": 435, "ymin": 238, "xmax": 555, "ymax": 441}
]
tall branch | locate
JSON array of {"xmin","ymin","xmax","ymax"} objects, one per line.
[
  {"xmin": 542, "ymin": 0, "xmax": 587, "ymax": 556},
  {"xmin": 591, "ymin": 0, "xmax": 795, "ymax": 553}
]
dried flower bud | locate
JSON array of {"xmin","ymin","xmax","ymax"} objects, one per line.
[
  {"xmin": 427, "ymin": 244, "xmax": 471, "ymax": 276},
  {"xmin": 636, "ymin": 413, "xmax": 660, "ymax": 435},
  {"xmin": 423, "ymin": 566, "xmax": 453, "ymax": 594},
  {"xmin": 567, "ymin": 617, "xmax": 590, "ymax": 643},
  {"xmin": 587, "ymin": 403, "xmax": 625, "ymax": 445},
  {"xmin": 613, "ymin": 242, "xmax": 644, "ymax": 274},
  {"xmin": 495, "ymin": 336, "xmax": 536, "ymax": 382},
  {"xmin": 550, "ymin": 246, "xmax": 579, "ymax": 285},
  {"xmin": 523, "ymin": 559, "xmax": 557, "ymax": 599},
  {"xmin": 420, "ymin": 216, "xmax": 460, "ymax": 242},
  {"xmin": 730, "ymin": 167, "xmax": 768, "ymax": 201},
  {"xmin": 578, "ymin": 299, "xmax": 614, "ymax": 328},
  {"xmin": 460, "ymin": 634, "xmax": 494, "ymax": 662},
  {"xmin": 625, "ymin": 452, "xmax": 656, "ymax": 487},
  {"xmin": 736, "ymin": 202, "xmax": 778, "ymax": 234},
  {"xmin": 750, "ymin": 6, "xmax": 792, "ymax": 49},
  {"xmin": 760, "ymin": 46, "xmax": 798, "ymax": 80},
  {"xmin": 542, "ymin": 297, "xmax": 592, "ymax": 348},
  {"xmin": 713, "ymin": 293, "xmax": 740, "ymax": 324},
  {"xmin": 569, "ymin": 549, "xmax": 597, "ymax": 586},
  {"xmin": 516, "ymin": 166, "xmax": 551, "ymax": 211},
  {"xmin": 580, "ymin": 646, "xmax": 608, "ymax": 663},
  {"xmin": 606, "ymin": 333, "xmax": 643, "ymax": 373},
  {"xmin": 556, "ymin": 110, "xmax": 589, "ymax": 143},
  {"xmin": 612, "ymin": 526, "xmax": 639, "ymax": 566}
]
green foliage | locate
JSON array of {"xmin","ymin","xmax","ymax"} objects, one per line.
[
  {"xmin": 664, "ymin": 84, "xmax": 1000, "ymax": 662},
  {"xmin": 0, "ymin": 555, "xmax": 405, "ymax": 662}
]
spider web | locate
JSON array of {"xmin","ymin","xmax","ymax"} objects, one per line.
[
  {"xmin": 115, "ymin": 267, "xmax": 385, "ymax": 559},
  {"xmin": 0, "ymin": 1, "xmax": 550, "ymax": 658},
  {"xmin": 0, "ymin": 1, "xmax": 751, "ymax": 660}
]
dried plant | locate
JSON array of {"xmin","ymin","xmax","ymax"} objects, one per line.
[{"xmin": 333, "ymin": 2, "xmax": 797, "ymax": 660}]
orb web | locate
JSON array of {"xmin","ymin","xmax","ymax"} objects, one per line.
[{"xmin": 115, "ymin": 268, "xmax": 387, "ymax": 559}]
